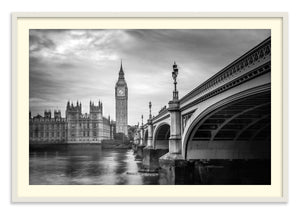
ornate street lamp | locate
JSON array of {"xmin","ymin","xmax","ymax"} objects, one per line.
[
  {"xmin": 149, "ymin": 101, "xmax": 152, "ymax": 119},
  {"xmin": 172, "ymin": 62, "xmax": 179, "ymax": 100},
  {"xmin": 140, "ymin": 114, "xmax": 144, "ymax": 142}
]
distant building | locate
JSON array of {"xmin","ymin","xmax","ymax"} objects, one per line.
[{"xmin": 29, "ymin": 101, "xmax": 114, "ymax": 144}]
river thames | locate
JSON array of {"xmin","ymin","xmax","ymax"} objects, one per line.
[{"xmin": 29, "ymin": 145, "xmax": 159, "ymax": 185}]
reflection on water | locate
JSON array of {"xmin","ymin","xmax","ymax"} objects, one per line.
[{"xmin": 29, "ymin": 145, "xmax": 159, "ymax": 185}]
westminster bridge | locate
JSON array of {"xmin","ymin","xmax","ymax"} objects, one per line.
[{"xmin": 133, "ymin": 37, "xmax": 271, "ymax": 184}]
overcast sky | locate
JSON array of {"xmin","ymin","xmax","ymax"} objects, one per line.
[{"xmin": 29, "ymin": 29, "xmax": 270, "ymax": 125}]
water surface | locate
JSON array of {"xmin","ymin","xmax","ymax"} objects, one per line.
[{"xmin": 29, "ymin": 145, "xmax": 159, "ymax": 185}]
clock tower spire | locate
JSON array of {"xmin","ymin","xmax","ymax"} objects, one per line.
[
  {"xmin": 115, "ymin": 60, "xmax": 128, "ymax": 137},
  {"xmin": 119, "ymin": 59, "xmax": 124, "ymax": 79}
]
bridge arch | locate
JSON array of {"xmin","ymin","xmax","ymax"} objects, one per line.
[
  {"xmin": 153, "ymin": 122, "xmax": 170, "ymax": 150},
  {"xmin": 182, "ymin": 85, "xmax": 271, "ymax": 160}
]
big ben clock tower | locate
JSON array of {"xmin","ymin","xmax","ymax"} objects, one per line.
[{"xmin": 115, "ymin": 61, "xmax": 128, "ymax": 136}]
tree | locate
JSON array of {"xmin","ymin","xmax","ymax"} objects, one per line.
[
  {"xmin": 114, "ymin": 132, "xmax": 129, "ymax": 143},
  {"xmin": 127, "ymin": 125, "xmax": 137, "ymax": 142}
]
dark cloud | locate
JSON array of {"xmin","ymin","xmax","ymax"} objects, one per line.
[
  {"xmin": 123, "ymin": 29, "xmax": 270, "ymax": 69},
  {"xmin": 29, "ymin": 32, "xmax": 56, "ymax": 53},
  {"xmin": 29, "ymin": 29, "xmax": 270, "ymax": 124}
]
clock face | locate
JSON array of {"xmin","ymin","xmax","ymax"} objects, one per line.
[{"xmin": 117, "ymin": 88, "xmax": 125, "ymax": 96}]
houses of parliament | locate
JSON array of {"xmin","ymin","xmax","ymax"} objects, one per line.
[{"xmin": 29, "ymin": 62, "xmax": 128, "ymax": 144}]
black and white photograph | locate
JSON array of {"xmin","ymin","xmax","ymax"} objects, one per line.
[{"xmin": 29, "ymin": 29, "xmax": 271, "ymax": 185}]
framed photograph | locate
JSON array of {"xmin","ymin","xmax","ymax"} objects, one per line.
[{"xmin": 12, "ymin": 12, "xmax": 288, "ymax": 202}]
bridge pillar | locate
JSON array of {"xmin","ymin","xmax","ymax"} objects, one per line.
[
  {"xmin": 146, "ymin": 119, "xmax": 153, "ymax": 148},
  {"xmin": 135, "ymin": 122, "xmax": 145, "ymax": 160},
  {"xmin": 159, "ymin": 100, "xmax": 191, "ymax": 184},
  {"xmin": 168, "ymin": 100, "xmax": 182, "ymax": 153},
  {"xmin": 141, "ymin": 118, "xmax": 167, "ymax": 172},
  {"xmin": 142, "ymin": 103, "xmax": 159, "ymax": 172}
]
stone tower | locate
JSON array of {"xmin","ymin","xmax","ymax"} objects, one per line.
[
  {"xmin": 115, "ymin": 61, "xmax": 128, "ymax": 136},
  {"xmin": 65, "ymin": 101, "xmax": 82, "ymax": 142}
]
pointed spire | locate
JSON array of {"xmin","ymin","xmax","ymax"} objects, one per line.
[{"xmin": 119, "ymin": 59, "xmax": 124, "ymax": 79}]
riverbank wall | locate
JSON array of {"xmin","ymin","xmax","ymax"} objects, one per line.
[{"xmin": 30, "ymin": 140, "xmax": 132, "ymax": 151}]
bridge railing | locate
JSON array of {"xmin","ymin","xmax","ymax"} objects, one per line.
[
  {"xmin": 151, "ymin": 107, "xmax": 169, "ymax": 123},
  {"xmin": 179, "ymin": 37, "xmax": 271, "ymax": 106}
]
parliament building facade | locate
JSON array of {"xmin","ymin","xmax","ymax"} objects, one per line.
[{"xmin": 29, "ymin": 101, "xmax": 115, "ymax": 144}]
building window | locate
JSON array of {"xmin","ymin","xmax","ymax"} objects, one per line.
[{"xmin": 93, "ymin": 131, "xmax": 97, "ymax": 137}]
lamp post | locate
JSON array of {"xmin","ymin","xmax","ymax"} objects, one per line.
[
  {"xmin": 140, "ymin": 114, "xmax": 144, "ymax": 146},
  {"xmin": 158, "ymin": 62, "xmax": 185, "ymax": 184},
  {"xmin": 168, "ymin": 61, "xmax": 181, "ymax": 154},
  {"xmin": 141, "ymin": 114, "xmax": 143, "ymax": 126},
  {"xmin": 147, "ymin": 101, "xmax": 153, "ymax": 148},
  {"xmin": 172, "ymin": 62, "xmax": 179, "ymax": 100},
  {"xmin": 149, "ymin": 101, "xmax": 152, "ymax": 119},
  {"xmin": 136, "ymin": 122, "xmax": 139, "ymax": 144}
]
